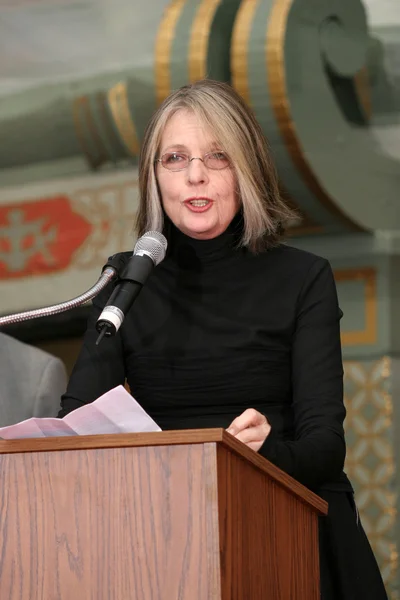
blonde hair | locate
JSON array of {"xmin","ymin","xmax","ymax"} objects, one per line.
[{"xmin": 136, "ymin": 79, "xmax": 299, "ymax": 252}]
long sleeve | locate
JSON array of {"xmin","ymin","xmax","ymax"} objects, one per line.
[
  {"xmin": 259, "ymin": 257, "xmax": 347, "ymax": 490},
  {"xmin": 58, "ymin": 284, "xmax": 126, "ymax": 417}
]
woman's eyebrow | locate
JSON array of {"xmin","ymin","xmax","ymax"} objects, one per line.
[
  {"xmin": 161, "ymin": 142, "xmax": 222, "ymax": 153},
  {"xmin": 160, "ymin": 144, "xmax": 188, "ymax": 153}
]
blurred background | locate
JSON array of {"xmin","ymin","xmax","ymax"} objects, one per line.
[{"xmin": 0, "ymin": 0, "xmax": 399, "ymax": 595}]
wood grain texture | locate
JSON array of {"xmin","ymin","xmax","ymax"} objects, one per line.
[
  {"xmin": 0, "ymin": 429, "xmax": 327, "ymax": 515},
  {"xmin": 217, "ymin": 445, "xmax": 321, "ymax": 600},
  {"xmin": 0, "ymin": 443, "xmax": 221, "ymax": 600}
]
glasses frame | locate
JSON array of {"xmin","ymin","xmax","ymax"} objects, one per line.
[{"xmin": 155, "ymin": 151, "xmax": 230, "ymax": 172}]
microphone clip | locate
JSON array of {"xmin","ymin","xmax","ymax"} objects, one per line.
[{"xmin": 95, "ymin": 254, "xmax": 154, "ymax": 344}]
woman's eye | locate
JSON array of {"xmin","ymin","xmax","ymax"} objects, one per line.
[
  {"xmin": 165, "ymin": 152, "xmax": 186, "ymax": 163},
  {"xmin": 206, "ymin": 151, "xmax": 230, "ymax": 168}
]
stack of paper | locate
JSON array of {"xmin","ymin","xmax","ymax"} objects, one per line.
[{"xmin": 0, "ymin": 385, "xmax": 161, "ymax": 439}]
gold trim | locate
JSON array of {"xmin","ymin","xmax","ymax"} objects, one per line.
[
  {"xmin": 334, "ymin": 267, "xmax": 377, "ymax": 346},
  {"xmin": 266, "ymin": 0, "xmax": 364, "ymax": 232},
  {"xmin": 230, "ymin": 0, "xmax": 260, "ymax": 105},
  {"xmin": 107, "ymin": 82, "xmax": 140, "ymax": 157},
  {"xmin": 84, "ymin": 96, "xmax": 110, "ymax": 166},
  {"xmin": 189, "ymin": 0, "xmax": 221, "ymax": 82},
  {"xmin": 72, "ymin": 96, "xmax": 104, "ymax": 168},
  {"xmin": 154, "ymin": 0, "xmax": 187, "ymax": 105},
  {"xmin": 96, "ymin": 91, "xmax": 121, "ymax": 161},
  {"xmin": 354, "ymin": 66, "xmax": 372, "ymax": 122},
  {"xmin": 231, "ymin": 0, "xmax": 324, "ymax": 236}
]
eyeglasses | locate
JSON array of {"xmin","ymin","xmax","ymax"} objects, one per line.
[{"xmin": 156, "ymin": 151, "xmax": 230, "ymax": 172}]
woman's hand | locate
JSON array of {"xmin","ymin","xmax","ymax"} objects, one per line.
[{"xmin": 226, "ymin": 409, "xmax": 271, "ymax": 452}]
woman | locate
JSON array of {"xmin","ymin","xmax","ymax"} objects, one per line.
[{"xmin": 60, "ymin": 79, "xmax": 387, "ymax": 598}]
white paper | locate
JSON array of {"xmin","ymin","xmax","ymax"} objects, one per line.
[{"xmin": 0, "ymin": 385, "xmax": 161, "ymax": 439}]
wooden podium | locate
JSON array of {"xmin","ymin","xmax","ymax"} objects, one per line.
[{"xmin": 0, "ymin": 429, "xmax": 327, "ymax": 599}]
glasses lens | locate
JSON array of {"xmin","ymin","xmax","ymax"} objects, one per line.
[
  {"xmin": 161, "ymin": 152, "xmax": 189, "ymax": 171},
  {"xmin": 204, "ymin": 151, "xmax": 230, "ymax": 170}
]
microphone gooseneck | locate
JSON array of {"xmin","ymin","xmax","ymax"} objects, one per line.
[
  {"xmin": 95, "ymin": 231, "xmax": 168, "ymax": 344},
  {"xmin": 0, "ymin": 266, "xmax": 119, "ymax": 328}
]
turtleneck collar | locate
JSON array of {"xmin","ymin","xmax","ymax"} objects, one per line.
[{"xmin": 165, "ymin": 213, "xmax": 244, "ymax": 269}]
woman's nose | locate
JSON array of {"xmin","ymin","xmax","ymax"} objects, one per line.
[{"xmin": 186, "ymin": 157, "xmax": 209, "ymax": 185}]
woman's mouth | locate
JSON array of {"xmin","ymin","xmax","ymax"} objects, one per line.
[{"xmin": 183, "ymin": 198, "xmax": 213, "ymax": 213}]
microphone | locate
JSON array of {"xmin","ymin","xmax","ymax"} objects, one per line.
[{"xmin": 95, "ymin": 231, "xmax": 168, "ymax": 344}]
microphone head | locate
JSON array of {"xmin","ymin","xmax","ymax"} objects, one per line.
[{"xmin": 133, "ymin": 231, "xmax": 168, "ymax": 266}]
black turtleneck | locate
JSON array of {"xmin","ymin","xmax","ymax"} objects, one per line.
[{"xmin": 60, "ymin": 221, "xmax": 351, "ymax": 492}]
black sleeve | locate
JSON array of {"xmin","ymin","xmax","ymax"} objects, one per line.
[
  {"xmin": 259, "ymin": 257, "xmax": 346, "ymax": 489},
  {"xmin": 58, "ymin": 283, "xmax": 126, "ymax": 417}
]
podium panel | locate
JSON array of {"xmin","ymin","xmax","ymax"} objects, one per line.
[{"xmin": 0, "ymin": 429, "xmax": 327, "ymax": 599}]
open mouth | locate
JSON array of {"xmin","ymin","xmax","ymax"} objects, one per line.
[
  {"xmin": 187, "ymin": 199, "xmax": 211, "ymax": 207},
  {"xmin": 183, "ymin": 198, "xmax": 214, "ymax": 212}
]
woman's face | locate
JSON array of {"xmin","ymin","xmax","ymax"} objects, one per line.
[{"xmin": 156, "ymin": 109, "xmax": 239, "ymax": 240}]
